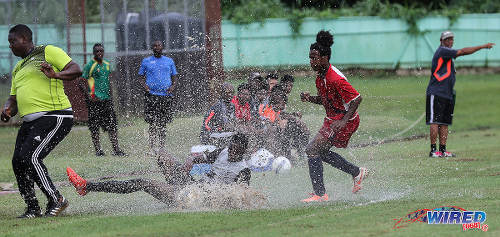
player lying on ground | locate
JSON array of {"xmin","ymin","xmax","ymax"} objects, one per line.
[{"xmin": 67, "ymin": 133, "xmax": 251, "ymax": 206}]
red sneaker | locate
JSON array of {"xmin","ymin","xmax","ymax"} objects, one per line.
[
  {"xmin": 353, "ymin": 167, "xmax": 369, "ymax": 193},
  {"xmin": 66, "ymin": 167, "xmax": 87, "ymax": 196},
  {"xmin": 429, "ymin": 151, "xmax": 443, "ymax": 158},
  {"xmin": 301, "ymin": 193, "xmax": 329, "ymax": 202}
]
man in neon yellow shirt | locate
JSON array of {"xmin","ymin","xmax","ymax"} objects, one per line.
[
  {"xmin": 1, "ymin": 24, "xmax": 82, "ymax": 218},
  {"xmin": 82, "ymin": 43, "xmax": 126, "ymax": 157}
]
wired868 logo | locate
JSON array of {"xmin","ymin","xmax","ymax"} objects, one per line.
[{"xmin": 393, "ymin": 206, "xmax": 488, "ymax": 232}]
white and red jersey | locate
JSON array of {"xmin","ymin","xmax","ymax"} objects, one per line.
[{"xmin": 316, "ymin": 64, "xmax": 360, "ymax": 120}]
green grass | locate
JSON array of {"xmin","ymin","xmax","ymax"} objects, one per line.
[{"xmin": 0, "ymin": 74, "xmax": 499, "ymax": 236}]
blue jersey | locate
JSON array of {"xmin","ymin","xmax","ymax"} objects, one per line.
[
  {"xmin": 426, "ymin": 46, "xmax": 458, "ymax": 100},
  {"xmin": 139, "ymin": 55, "xmax": 177, "ymax": 96}
]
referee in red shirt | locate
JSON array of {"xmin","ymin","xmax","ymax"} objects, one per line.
[{"xmin": 300, "ymin": 30, "xmax": 368, "ymax": 202}]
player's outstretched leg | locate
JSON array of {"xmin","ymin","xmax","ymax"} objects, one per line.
[
  {"xmin": 67, "ymin": 167, "xmax": 175, "ymax": 205},
  {"xmin": 67, "ymin": 167, "xmax": 88, "ymax": 196}
]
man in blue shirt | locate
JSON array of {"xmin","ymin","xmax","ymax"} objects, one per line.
[
  {"xmin": 139, "ymin": 40, "xmax": 178, "ymax": 152},
  {"xmin": 426, "ymin": 31, "xmax": 494, "ymax": 158}
]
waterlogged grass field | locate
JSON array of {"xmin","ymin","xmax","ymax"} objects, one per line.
[{"xmin": 0, "ymin": 74, "xmax": 499, "ymax": 236}]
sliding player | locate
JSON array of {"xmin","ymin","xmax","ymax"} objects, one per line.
[{"xmin": 67, "ymin": 133, "xmax": 251, "ymax": 205}]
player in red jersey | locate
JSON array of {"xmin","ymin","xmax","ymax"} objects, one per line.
[{"xmin": 300, "ymin": 30, "xmax": 368, "ymax": 202}]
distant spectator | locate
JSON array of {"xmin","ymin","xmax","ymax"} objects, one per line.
[
  {"xmin": 266, "ymin": 73, "xmax": 279, "ymax": 94},
  {"xmin": 247, "ymin": 72, "xmax": 263, "ymax": 94},
  {"xmin": 200, "ymin": 82, "xmax": 236, "ymax": 146},
  {"xmin": 82, "ymin": 43, "xmax": 126, "ymax": 157},
  {"xmin": 280, "ymin": 74, "xmax": 295, "ymax": 95},
  {"xmin": 265, "ymin": 85, "xmax": 309, "ymax": 160},
  {"xmin": 231, "ymin": 83, "xmax": 252, "ymax": 123},
  {"xmin": 251, "ymin": 82, "xmax": 270, "ymax": 120},
  {"xmin": 139, "ymin": 40, "xmax": 178, "ymax": 152},
  {"xmin": 248, "ymin": 73, "xmax": 267, "ymax": 108},
  {"xmin": 250, "ymin": 82, "xmax": 271, "ymax": 149}
]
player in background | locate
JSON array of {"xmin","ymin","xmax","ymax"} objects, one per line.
[
  {"xmin": 280, "ymin": 74, "xmax": 295, "ymax": 95},
  {"xmin": 67, "ymin": 133, "xmax": 251, "ymax": 205},
  {"xmin": 264, "ymin": 85, "xmax": 309, "ymax": 161},
  {"xmin": 231, "ymin": 83, "xmax": 253, "ymax": 126},
  {"xmin": 200, "ymin": 82, "xmax": 236, "ymax": 147},
  {"xmin": 251, "ymin": 82, "xmax": 270, "ymax": 121},
  {"xmin": 426, "ymin": 31, "xmax": 495, "ymax": 157},
  {"xmin": 81, "ymin": 43, "xmax": 127, "ymax": 157},
  {"xmin": 278, "ymin": 74, "xmax": 308, "ymax": 158},
  {"xmin": 266, "ymin": 73, "xmax": 279, "ymax": 95},
  {"xmin": 248, "ymin": 73, "xmax": 267, "ymax": 112},
  {"xmin": 300, "ymin": 30, "xmax": 367, "ymax": 202},
  {"xmin": 247, "ymin": 72, "xmax": 263, "ymax": 96},
  {"xmin": 139, "ymin": 40, "xmax": 178, "ymax": 153},
  {"xmin": 2, "ymin": 24, "xmax": 82, "ymax": 218}
]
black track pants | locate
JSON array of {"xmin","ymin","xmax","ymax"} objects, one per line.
[{"xmin": 12, "ymin": 112, "xmax": 73, "ymax": 208}]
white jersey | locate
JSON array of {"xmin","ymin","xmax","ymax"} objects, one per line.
[{"xmin": 205, "ymin": 147, "xmax": 248, "ymax": 184}]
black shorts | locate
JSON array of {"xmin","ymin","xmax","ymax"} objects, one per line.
[
  {"xmin": 426, "ymin": 94, "xmax": 454, "ymax": 126},
  {"xmin": 144, "ymin": 92, "xmax": 174, "ymax": 125},
  {"xmin": 88, "ymin": 99, "xmax": 118, "ymax": 132}
]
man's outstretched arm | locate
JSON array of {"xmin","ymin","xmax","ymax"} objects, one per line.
[{"xmin": 457, "ymin": 43, "xmax": 495, "ymax": 57}]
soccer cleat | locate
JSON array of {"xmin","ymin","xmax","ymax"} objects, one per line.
[
  {"xmin": 442, "ymin": 151, "xmax": 456, "ymax": 157},
  {"xmin": 301, "ymin": 193, "xmax": 329, "ymax": 202},
  {"xmin": 44, "ymin": 196, "xmax": 69, "ymax": 217},
  {"xmin": 112, "ymin": 150, "xmax": 128, "ymax": 157},
  {"xmin": 429, "ymin": 151, "xmax": 443, "ymax": 158},
  {"xmin": 17, "ymin": 207, "xmax": 43, "ymax": 219},
  {"xmin": 95, "ymin": 150, "xmax": 106, "ymax": 156},
  {"xmin": 353, "ymin": 167, "xmax": 369, "ymax": 193},
  {"xmin": 67, "ymin": 167, "xmax": 88, "ymax": 196}
]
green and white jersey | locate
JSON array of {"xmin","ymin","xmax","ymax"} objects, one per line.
[
  {"xmin": 82, "ymin": 58, "xmax": 111, "ymax": 100},
  {"xmin": 10, "ymin": 45, "xmax": 73, "ymax": 117}
]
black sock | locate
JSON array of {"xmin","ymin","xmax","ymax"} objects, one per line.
[
  {"xmin": 87, "ymin": 179, "xmax": 147, "ymax": 194},
  {"xmin": 431, "ymin": 144, "xmax": 437, "ymax": 152},
  {"xmin": 439, "ymin": 144, "xmax": 446, "ymax": 152},
  {"xmin": 308, "ymin": 157, "xmax": 325, "ymax": 196},
  {"xmin": 322, "ymin": 151, "xmax": 360, "ymax": 177}
]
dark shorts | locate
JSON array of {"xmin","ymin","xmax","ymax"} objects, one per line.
[
  {"xmin": 88, "ymin": 99, "xmax": 117, "ymax": 132},
  {"xmin": 426, "ymin": 94, "xmax": 454, "ymax": 126},
  {"xmin": 144, "ymin": 92, "xmax": 174, "ymax": 125}
]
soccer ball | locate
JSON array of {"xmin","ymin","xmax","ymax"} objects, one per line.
[
  {"xmin": 272, "ymin": 156, "xmax": 291, "ymax": 174},
  {"xmin": 190, "ymin": 145, "xmax": 217, "ymax": 154},
  {"xmin": 249, "ymin": 148, "xmax": 274, "ymax": 172}
]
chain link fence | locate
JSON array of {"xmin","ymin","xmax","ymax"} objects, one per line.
[{"xmin": 0, "ymin": 0, "xmax": 218, "ymax": 122}]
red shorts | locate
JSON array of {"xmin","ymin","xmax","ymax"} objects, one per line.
[{"xmin": 319, "ymin": 115, "xmax": 360, "ymax": 148}]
